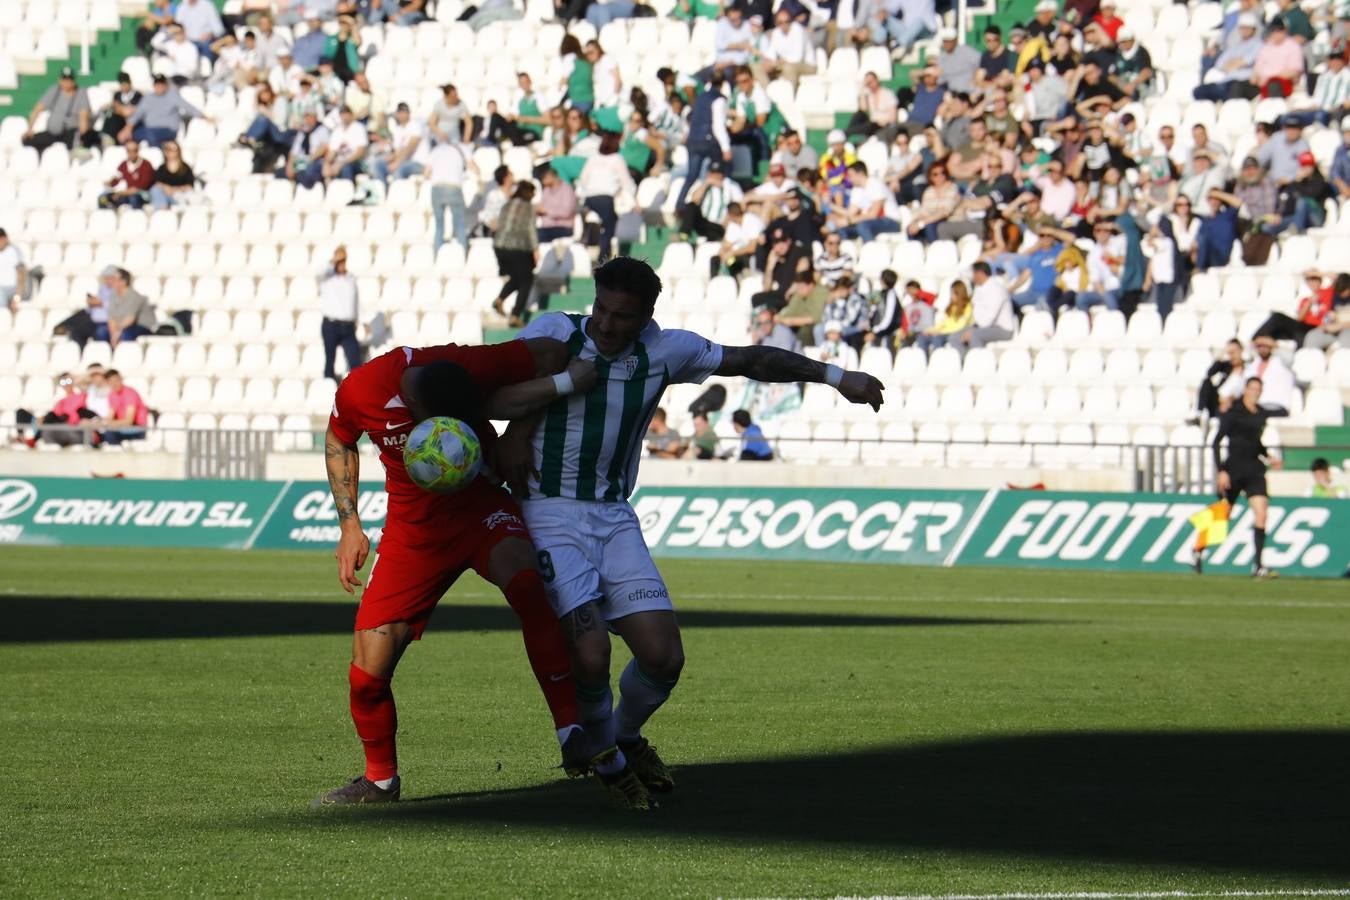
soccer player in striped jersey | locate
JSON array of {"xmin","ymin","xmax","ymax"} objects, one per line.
[{"xmin": 499, "ymin": 257, "xmax": 884, "ymax": 809}]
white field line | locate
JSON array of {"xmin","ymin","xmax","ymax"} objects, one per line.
[{"xmin": 827, "ymin": 890, "xmax": 1350, "ymax": 900}]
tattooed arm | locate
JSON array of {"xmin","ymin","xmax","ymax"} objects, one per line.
[
  {"xmin": 715, "ymin": 345, "xmax": 886, "ymax": 411},
  {"xmin": 326, "ymin": 423, "xmax": 370, "ymax": 594}
]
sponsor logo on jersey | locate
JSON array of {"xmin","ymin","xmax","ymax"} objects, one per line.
[
  {"xmin": 483, "ymin": 510, "xmax": 525, "ymax": 531},
  {"xmin": 381, "ymin": 433, "xmax": 410, "ymax": 447},
  {"xmin": 0, "ymin": 480, "xmax": 38, "ymax": 520}
]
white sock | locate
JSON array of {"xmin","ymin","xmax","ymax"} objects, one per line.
[
  {"xmin": 373, "ymin": 775, "xmax": 398, "ymax": 790},
  {"xmin": 593, "ymin": 748, "xmax": 627, "ymax": 776}
]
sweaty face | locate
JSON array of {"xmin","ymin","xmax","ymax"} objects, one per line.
[{"xmin": 588, "ymin": 286, "xmax": 652, "ymax": 358}]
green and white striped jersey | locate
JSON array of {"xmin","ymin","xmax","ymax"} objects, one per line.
[{"xmin": 518, "ymin": 313, "xmax": 723, "ymax": 502}]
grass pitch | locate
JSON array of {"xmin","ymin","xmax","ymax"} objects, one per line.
[{"xmin": 2, "ymin": 546, "xmax": 1349, "ymax": 898}]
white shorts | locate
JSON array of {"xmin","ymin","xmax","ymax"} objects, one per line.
[{"xmin": 521, "ymin": 497, "xmax": 673, "ymax": 623}]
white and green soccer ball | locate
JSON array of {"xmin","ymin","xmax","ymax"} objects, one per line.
[{"xmin": 402, "ymin": 416, "xmax": 483, "ymax": 494}]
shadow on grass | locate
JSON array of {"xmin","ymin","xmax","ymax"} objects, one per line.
[
  {"xmin": 324, "ymin": 730, "xmax": 1350, "ymax": 876},
  {"xmin": 0, "ymin": 596, "xmax": 1040, "ymax": 642}
]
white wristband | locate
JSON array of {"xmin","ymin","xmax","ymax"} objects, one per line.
[
  {"xmin": 824, "ymin": 364, "xmax": 845, "ymax": 388},
  {"xmin": 552, "ymin": 371, "xmax": 575, "ymax": 396}
]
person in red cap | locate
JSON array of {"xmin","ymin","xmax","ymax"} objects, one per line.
[{"xmin": 1264, "ymin": 150, "xmax": 1333, "ymax": 235}]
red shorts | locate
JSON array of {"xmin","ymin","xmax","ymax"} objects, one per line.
[{"xmin": 354, "ymin": 482, "xmax": 530, "ymax": 639}]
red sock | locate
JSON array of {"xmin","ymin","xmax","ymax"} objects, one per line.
[
  {"xmin": 504, "ymin": 569, "xmax": 579, "ymax": 730},
  {"xmin": 349, "ymin": 663, "xmax": 398, "ymax": 782}
]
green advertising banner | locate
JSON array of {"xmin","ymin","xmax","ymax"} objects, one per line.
[
  {"xmin": 957, "ymin": 489, "xmax": 1350, "ymax": 579},
  {"xmin": 0, "ymin": 476, "xmax": 284, "ymax": 549},
  {"xmin": 1, "ymin": 477, "xmax": 1346, "ymax": 578}
]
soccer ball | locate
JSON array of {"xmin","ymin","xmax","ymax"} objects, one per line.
[{"xmin": 402, "ymin": 417, "xmax": 483, "ymax": 494}]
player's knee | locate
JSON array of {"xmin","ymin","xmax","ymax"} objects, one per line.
[
  {"xmin": 571, "ymin": 632, "xmax": 611, "ymax": 683},
  {"xmin": 639, "ymin": 644, "xmax": 684, "ymax": 682}
]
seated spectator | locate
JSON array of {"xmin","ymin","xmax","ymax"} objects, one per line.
[
  {"xmin": 1302, "ymin": 45, "xmax": 1350, "ymax": 128},
  {"xmin": 907, "ymin": 163, "xmax": 960, "ymax": 243},
  {"xmin": 752, "ymin": 9, "xmax": 816, "ymax": 87},
  {"xmin": 1194, "ymin": 188, "xmax": 1241, "ymax": 272},
  {"xmin": 845, "ymin": 72, "xmax": 900, "ymax": 146},
  {"xmin": 706, "ymin": 6, "xmax": 754, "ymax": 80},
  {"xmin": 773, "ymin": 129, "xmax": 819, "ymax": 176},
  {"xmin": 1257, "ymin": 117, "xmax": 1312, "ymax": 185},
  {"xmin": 323, "ymin": 15, "xmax": 363, "ymax": 84},
  {"xmin": 577, "ymin": 133, "xmax": 636, "ymax": 263},
  {"xmin": 815, "ymin": 320, "xmax": 860, "ymax": 369},
  {"xmin": 82, "ymin": 363, "xmax": 111, "ymax": 419},
  {"xmin": 389, "ymin": 0, "xmax": 428, "ymax": 26},
  {"xmin": 886, "ymin": 131, "xmax": 929, "ymax": 205},
  {"xmin": 753, "ymin": 304, "xmax": 802, "ymax": 352},
  {"xmin": 715, "ymin": 202, "xmax": 764, "ymax": 279},
  {"xmin": 690, "ymin": 412, "xmax": 719, "ymax": 460},
  {"xmin": 118, "ymin": 75, "xmax": 208, "ymax": 148},
  {"xmin": 762, "ymin": 191, "xmax": 821, "ymax": 262},
  {"xmin": 492, "ymin": 182, "xmax": 540, "ymax": 328},
  {"xmin": 983, "ymin": 91, "xmax": 1019, "ymax": 139},
  {"xmin": 0, "ymin": 229, "xmax": 27, "ymax": 312},
  {"xmin": 975, "ymin": 25, "xmax": 1017, "ymax": 92},
  {"xmin": 955, "ymin": 261, "xmax": 1016, "ymax": 355},
  {"xmin": 678, "ymin": 161, "xmax": 743, "ymax": 242},
  {"xmin": 620, "ymin": 110, "xmax": 667, "ymax": 180},
  {"xmin": 645, "ymin": 408, "xmax": 688, "ymax": 459},
  {"xmin": 1035, "ymin": 159, "xmax": 1075, "ymax": 220},
  {"xmin": 1262, "ymin": 153, "xmax": 1332, "ymax": 235},
  {"xmin": 535, "ymin": 167, "xmax": 578, "ymax": 242},
  {"xmin": 371, "ymin": 102, "xmax": 427, "ymax": 185},
  {"xmin": 934, "ymin": 92, "xmax": 973, "ymax": 160},
  {"xmin": 291, "ymin": 10, "xmax": 329, "ymax": 70},
  {"xmin": 14, "ymin": 372, "xmax": 96, "ymax": 448},
  {"xmin": 1071, "ymin": 119, "xmax": 1126, "ymax": 183},
  {"xmin": 344, "ymin": 73, "xmax": 385, "ymax": 131},
  {"xmin": 1178, "ymin": 150, "xmax": 1228, "ymax": 208},
  {"xmin": 175, "ymin": 0, "xmax": 225, "ymax": 61},
  {"xmin": 817, "ymin": 275, "xmax": 871, "ymax": 350},
  {"xmin": 754, "ymin": 228, "xmax": 812, "ymax": 308},
  {"xmin": 819, "ymin": 130, "xmax": 857, "ymax": 200},
  {"xmin": 1253, "ymin": 271, "xmax": 1335, "ymax": 344},
  {"xmin": 937, "ymin": 27, "xmax": 981, "ymax": 94},
  {"xmin": 1022, "ymin": 59, "xmax": 1069, "ymax": 133},
  {"xmin": 778, "ymin": 269, "xmax": 829, "ymax": 347},
  {"xmin": 732, "ymin": 409, "xmax": 773, "ymax": 461},
  {"xmin": 1108, "ymin": 27, "xmax": 1153, "ymax": 98},
  {"xmin": 1332, "ymin": 122, "xmax": 1350, "ymax": 201},
  {"xmin": 268, "ymin": 48, "xmax": 305, "ymax": 98},
  {"xmin": 1308, "ymin": 458, "xmax": 1349, "ymax": 499},
  {"xmin": 914, "ymin": 280, "xmax": 974, "ymax": 354},
  {"xmin": 814, "ymin": 233, "xmax": 855, "ymax": 287},
  {"xmin": 898, "ymin": 278, "xmax": 937, "ymax": 347},
  {"xmin": 1250, "ymin": 18, "xmax": 1304, "ymax": 99},
  {"xmin": 101, "ymin": 369, "xmax": 150, "ymax": 445},
  {"xmin": 320, "ymin": 106, "xmax": 368, "ymax": 183},
  {"xmin": 1191, "ymin": 339, "xmax": 1247, "ymax": 423},
  {"xmin": 311, "ymin": 59, "xmax": 345, "ymax": 109},
  {"xmin": 500, "ymin": 72, "xmax": 548, "ymax": 146},
  {"xmin": 98, "ymin": 140, "xmax": 156, "ymax": 210},
  {"xmin": 1073, "ymin": 222, "xmax": 1124, "ymax": 312},
  {"xmin": 239, "ymin": 84, "xmax": 295, "ymax": 173},
  {"xmin": 831, "ymin": 163, "xmax": 903, "ymax": 242},
  {"xmin": 152, "ymin": 23, "xmax": 204, "ymax": 84},
  {"xmin": 1219, "ymin": 335, "xmax": 1294, "ymax": 416},
  {"xmin": 745, "ymin": 163, "xmax": 798, "ymax": 222},
  {"xmin": 101, "ymin": 268, "xmax": 157, "ymax": 347},
  {"xmin": 1092, "ymin": 0, "xmax": 1124, "ymax": 40},
  {"xmin": 1304, "ymin": 273, "xmax": 1350, "ymax": 351},
  {"xmin": 1008, "ymin": 229, "xmax": 1063, "ymax": 310},
  {"xmin": 22, "ymin": 67, "xmax": 99, "ymax": 153},
  {"xmin": 149, "ymin": 141, "xmax": 196, "ymax": 210},
  {"xmin": 868, "ymin": 270, "xmax": 906, "ymax": 352},
  {"xmin": 1072, "ymin": 61, "xmax": 1128, "ymax": 119},
  {"xmin": 97, "ymin": 72, "xmax": 142, "ymax": 147},
  {"xmin": 1232, "ymin": 156, "xmax": 1279, "ymax": 256},
  {"xmin": 137, "ymin": 0, "xmax": 178, "ymax": 55},
  {"xmin": 251, "ymin": 14, "xmax": 290, "ymax": 71},
  {"xmin": 283, "ymin": 110, "xmax": 331, "ymax": 188},
  {"xmin": 902, "ymin": 67, "xmax": 946, "ymax": 135}
]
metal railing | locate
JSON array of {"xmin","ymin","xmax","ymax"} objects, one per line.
[{"xmin": 185, "ymin": 429, "xmax": 275, "ymax": 480}]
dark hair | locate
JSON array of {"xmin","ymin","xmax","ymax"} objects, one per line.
[
  {"xmin": 972, "ymin": 261, "xmax": 992, "ymax": 277},
  {"xmin": 732, "ymin": 409, "xmax": 752, "ymax": 428},
  {"xmin": 984, "ymin": 24, "xmax": 1002, "ymax": 38},
  {"xmin": 1227, "ymin": 338, "xmax": 1243, "ymax": 349},
  {"xmin": 726, "ymin": 201, "xmax": 743, "ymax": 216},
  {"xmin": 117, "ymin": 71, "xmax": 130, "ymax": 82},
  {"xmin": 653, "ymin": 406, "xmax": 667, "ymax": 421},
  {"xmin": 1311, "ymin": 457, "xmax": 1331, "ymax": 472},
  {"xmin": 594, "ymin": 256, "xmax": 663, "ymax": 309},
  {"xmin": 559, "ymin": 34, "xmax": 582, "ymax": 56},
  {"xmin": 493, "ymin": 165, "xmax": 510, "ymax": 185},
  {"xmin": 630, "ymin": 86, "xmax": 649, "ymax": 114},
  {"xmin": 1245, "ymin": 376, "xmax": 1264, "ymax": 388},
  {"xmin": 881, "ymin": 271, "xmax": 899, "ymax": 289},
  {"xmin": 847, "ymin": 161, "xmax": 868, "ymax": 175},
  {"xmin": 598, "ymin": 131, "xmax": 621, "ymax": 155},
  {"xmin": 412, "ymin": 361, "xmax": 482, "ymax": 421},
  {"xmin": 513, "ymin": 181, "xmax": 536, "ymax": 200},
  {"xmin": 834, "ymin": 274, "xmax": 853, "ymax": 289},
  {"xmin": 105, "ymin": 368, "xmax": 121, "ymax": 379},
  {"xmin": 116, "ymin": 268, "xmax": 132, "ymax": 284},
  {"xmin": 1334, "ymin": 272, "xmax": 1350, "ymax": 296}
]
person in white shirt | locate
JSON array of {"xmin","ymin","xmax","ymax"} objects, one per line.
[
  {"xmin": 320, "ymin": 106, "xmax": 368, "ymax": 183},
  {"xmin": 586, "ymin": 41, "xmax": 622, "ymax": 110},
  {"xmin": 152, "ymin": 24, "xmax": 203, "ymax": 82},
  {"xmin": 577, "ymin": 135, "xmax": 637, "ymax": 262},
  {"xmin": 751, "ymin": 9, "xmax": 816, "ymax": 87},
  {"xmin": 1220, "ymin": 335, "xmax": 1295, "ymax": 416},
  {"xmin": 426, "ymin": 138, "xmax": 468, "ymax": 251},
  {"xmin": 715, "ymin": 201, "xmax": 764, "ymax": 279},
  {"xmin": 371, "ymin": 102, "xmax": 427, "ymax": 184},
  {"xmin": 268, "ymin": 49, "xmax": 305, "ymax": 98},
  {"xmin": 0, "ymin": 228, "xmax": 27, "ymax": 311},
  {"xmin": 477, "ymin": 166, "xmax": 515, "ymax": 237},
  {"xmin": 174, "ymin": 0, "xmax": 224, "ymax": 59},
  {"xmin": 206, "ymin": 32, "xmax": 258, "ymax": 92},
  {"xmin": 832, "ymin": 163, "xmax": 903, "ymax": 242},
  {"xmin": 709, "ymin": 7, "xmax": 755, "ymax": 79},
  {"xmin": 1073, "ymin": 224, "xmax": 1124, "ymax": 312},
  {"xmin": 957, "ymin": 261, "xmax": 1015, "ymax": 355},
  {"xmin": 677, "ymin": 159, "xmax": 744, "ymax": 241},
  {"xmin": 252, "ymin": 14, "xmax": 290, "ymax": 72},
  {"xmin": 318, "ymin": 245, "xmax": 362, "ymax": 381},
  {"xmin": 1142, "ymin": 216, "xmax": 1181, "ymax": 320}
]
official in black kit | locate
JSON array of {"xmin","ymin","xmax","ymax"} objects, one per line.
[{"xmin": 1211, "ymin": 376, "xmax": 1283, "ymax": 578}]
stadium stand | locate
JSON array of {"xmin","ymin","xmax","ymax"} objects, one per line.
[{"xmin": 1, "ymin": 0, "xmax": 1348, "ymax": 474}]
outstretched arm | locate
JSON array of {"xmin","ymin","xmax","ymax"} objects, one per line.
[
  {"xmin": 325, "ymin": 423, "xmax": 369, "ymax": 594},
  {"xmin": 483, "ymin": 357, "xmax": 596, "ymax": 420},
  {"xmin": 715, "ymin": 344, "xmax": 885, "ymax": 411}
]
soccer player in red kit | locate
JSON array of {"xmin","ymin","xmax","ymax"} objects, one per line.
[{"xmin": 312, "ymin": 337, "xmax": 596, "ymax": 806}]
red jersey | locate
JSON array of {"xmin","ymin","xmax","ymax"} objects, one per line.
[{"xmin": 328, "ymin": 341, "xmax": 535, "ymax": 533}]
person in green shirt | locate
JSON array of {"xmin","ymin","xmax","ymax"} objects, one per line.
[
  {"xmin": 1308, "ymin": 458, "xmax": 1350, "ymax": 499},
  {"xmin": 777, "ymin": 269, "xmax": 830, "ymax": 347},
  {"xmin": 620, "ymin": 110, "xmax": 666, "ymax": 180},
  {"xmin": 506, "ymin": 71, "xmax": 548, "ymax": 144},
  {"xmin": 560, "ymin": 34, "xmax": 594, "ymax": 114},
  {"xmin": 691, "ymin": 412, "xmax": 720, "ymax": 460}
]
